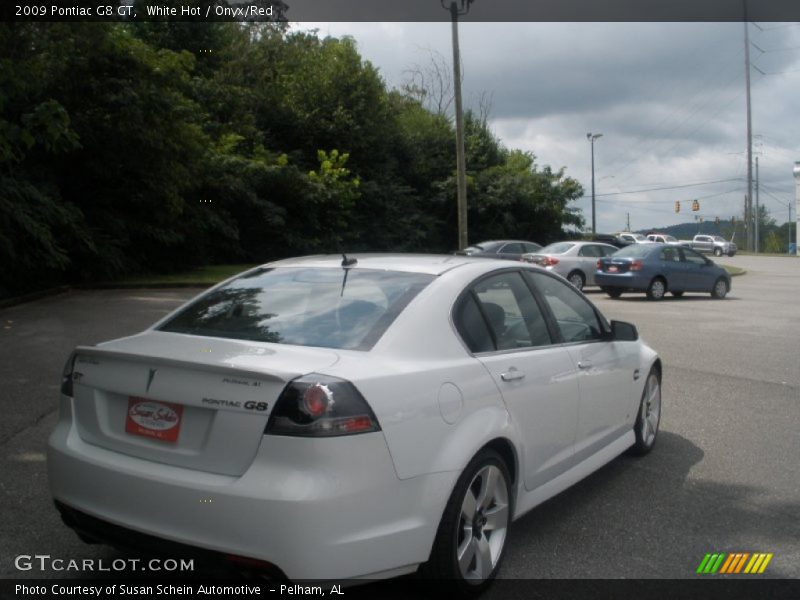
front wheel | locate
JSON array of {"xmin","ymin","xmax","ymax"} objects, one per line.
[
  {"xmin": 711, "ymin": 277, "xmax": 728, "ymax": 299},
  {"xmin": 713, "ymin": 247, "xmax": 722, "ymax": 257},
  {"xmin": 628, "ymin": 368, "xmax": 661, "ymax": 455},
  {"xmin": 422, "ymin": 449, "xmax": 511, "ymax": 594}
]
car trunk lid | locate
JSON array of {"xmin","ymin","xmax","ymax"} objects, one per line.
[{"xmin": 69, "ymin": 331, "xmax": 339, "ymax": 476}]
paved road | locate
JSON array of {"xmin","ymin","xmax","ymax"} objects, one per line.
[{"xmin": 1, "ymin": 256, "xmax": 798, "ymax": 584}]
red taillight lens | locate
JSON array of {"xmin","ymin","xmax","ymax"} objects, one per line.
[
  {"xmin": 302, "ymin": 384, "xmax": 330, "ymax": 417},
  {"xmin": 266, "ymin": 374, "xmax": 380, "ymax": 437},
  {"xmin": 630, "ymin": 260, "xmax": 643, "ymax": 271},
  {"xmin": 543, "ymin": 256, "xmax": 560, "ymax": 266}
]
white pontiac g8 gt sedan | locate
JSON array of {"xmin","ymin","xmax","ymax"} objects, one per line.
[{"xmin": 48, "ymin": 254, "xmax": 662, "ymax": 593}]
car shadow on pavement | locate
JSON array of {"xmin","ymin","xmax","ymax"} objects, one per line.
[
  {"xmin": 499, "ymin": 430, "xmax": 799, "ymax": 579},
  {"xmin": 611, "ymin": 295, "xmax": 740, "ymax": 302}
]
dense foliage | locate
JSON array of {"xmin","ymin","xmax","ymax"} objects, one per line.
[{"xmin": 0, "ymin": 17, "xmax": 584, "ymax": 296}]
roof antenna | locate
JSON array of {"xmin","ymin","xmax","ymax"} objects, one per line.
[
  {"xmin": 341, "ymin": 253, "xmax": 357, "ymax": 267},
  {"xmin": 340, "ymin": 254, "xmax": 356, "ymax": 297}
]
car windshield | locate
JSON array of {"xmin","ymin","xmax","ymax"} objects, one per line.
[
  {"xmin": 664, "ymin": 235, "xmax": 677, "ymax": 242},
  {"xmin": 713, "ymin": 236, "xmax": 726, "ymax": 242},
  {"xmin": 540, "ymin": 242, "xmax": 575, "ymax": 254},
  {"xmin": 630, "ymin": 233, "xmax": 647, "ymax": 241},
  {"xmin": 613, "ymin": 244, "xmax": 654, "ymax": 258},
  {"xmin": 159, "ymin": 267, "xmax": 434, "ymax": 350}
]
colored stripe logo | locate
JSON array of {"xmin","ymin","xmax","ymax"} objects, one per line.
[{"xmin": 696, "ymin": 552, "xmax": 773, "ymax": 574}]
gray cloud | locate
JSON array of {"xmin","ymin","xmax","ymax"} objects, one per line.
[{"xmin": 299, "ymin": 22, "xmax": 800, "ymax": 233}]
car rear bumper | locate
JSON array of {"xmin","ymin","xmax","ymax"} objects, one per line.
[
  {"xmin": 595, "ymin": 271, "xmax": 648, "ymax": 290},
  {"xmin": 48, "ymin": 398, "xmax": 455, "ymax": 580}
]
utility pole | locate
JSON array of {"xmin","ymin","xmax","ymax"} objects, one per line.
[
  {"xmin": 443, "ymin": 0, "xmax": 472, "ymax": 251},
  {"xmin": 626, "ymin": 213, "xmax": 630, "ymax": 232},
  {"xmin": 794, "ymin": 162, "xmax": 800, "ymax": 255},
  {"xmin": 755, "ymin": 156, "xmax": 760, "ymax": 252},
  {"xmin": 744, "ymin": 17, "xmax": 754, "ymax": 251},
  {"xmin": 587, "ymin": 133, "xmax": 603, "ymax": 234}
]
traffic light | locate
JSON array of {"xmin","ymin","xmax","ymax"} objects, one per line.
[
  {"xmin": 692, "ymin": 199, "xmax": 700, "ymax": 212},
  {"xmin": 675, "ymin": 201, "xmax": 680, "ymax": 213}
]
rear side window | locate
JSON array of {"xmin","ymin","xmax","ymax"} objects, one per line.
[
  {"xmin": 455, "ymin": 272, "xmax": 552, "ymax": 352},
  {"xmin": 159, "ymin": 268, "xmax": 434, "ymax": 350}
]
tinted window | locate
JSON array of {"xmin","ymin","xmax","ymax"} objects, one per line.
[
  {"xmin": 599, "ymin": 245, "xmax": 617, "ymax": 256},
  {"xmin": 159, "ymin": 267, "xmax": 434, "ymax": 350},
  {"xmin": 529, "ymin": 272, "xmax": 604, "ymax": 343},
  {"xmin": 681, "ymin": 248, "xmax": 708, "ymax": 266},
  {"xmin": 454, "ymin": 294, "xmax": 494, "ymax": 353},
  {"xmin": 578, "ymin": 245, "xmax": 601, "ymax": 257},
  {"xmin": 660, "ymin": 247, "xmax": 680, "ymax": 262},
  {"xmin": 499, "ymin": 243, "xmax": 523, "ymax": 254},
  {"xmin": 522, "ymin": 242, "xmax": 541, "ymax": 253},
  {"xmin": 457, "ymin": 272, "xmax": 551, "ymax": 351}
]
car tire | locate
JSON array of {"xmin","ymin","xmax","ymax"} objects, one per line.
[
  {"xmin": 713, "ymin": 248, "xmax": 722, "ymax": 257},
  {"xmin": 628, "ymin": 367, "xmax": 661, "ymax": 456},
  {"xmin": 567, "ymin": 270, "xmax": 585, "ymax": 291},
  {"xmin": 604, "ymin": 287, "xmax": 623, "ymax": 298},
  {"xmin": 422, "ymin": 449, "xmax": 512, "ymax": 595},
  {"xmin": 646, "ymin": 277, "xmax": 667, "ymax": 301},
  {"xmin": 671, "ymin": 291, "xmax": 684, "ymax": 298},
  {"xmin": 711, "ymin": 277, "xmax": 728, "ymax": 299}
]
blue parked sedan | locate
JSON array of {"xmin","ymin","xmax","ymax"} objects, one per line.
[{"xmin": 596, "ymin": 243, "xmax": 731, "ymax": 300}]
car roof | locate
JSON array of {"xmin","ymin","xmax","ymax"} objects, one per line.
[{"xmin": 262, "ymin": 253, "xmax": 494, "ymax": 276}]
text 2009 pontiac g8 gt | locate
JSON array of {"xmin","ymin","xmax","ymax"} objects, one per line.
[{"xmin": 48, "ymin": 254, "xmax": 661, "ymax": 592}]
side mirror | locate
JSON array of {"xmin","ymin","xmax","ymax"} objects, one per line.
[{"xmin": 610, "ymin": 320, "xmax": 638, "ymax": 341}]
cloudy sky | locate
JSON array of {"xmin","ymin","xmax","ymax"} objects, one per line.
[{"xmin": 297, "ymin": 22, "xmax": 799, "ymax": 234}]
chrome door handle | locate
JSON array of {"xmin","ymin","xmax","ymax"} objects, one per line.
[
  {"xmin": 577, "ymin": 361, "xmax": 593, "ymax": 370},
  {"xmin": 500, "ymin": 368, "xmax": 526, "ymax": 382}
]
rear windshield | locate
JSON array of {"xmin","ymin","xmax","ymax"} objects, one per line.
[
  {"xmin": 613, "ymin": 244, "xmax": 654, "ymax": 258},
  {"xmin": 540, "ymin": 242, "xmax": 575, "ymax": 254},
  {"xmin": 159, "ymin": 267, "xmax": 435, "ymax": 350}
]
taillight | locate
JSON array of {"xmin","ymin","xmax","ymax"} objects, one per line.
[
  {"xmin": 543, "ymin": 256, "xmax": 559, "ymax": 266},
  {"xmin": 266, "ymin": 374, "xmax": 380, "ymax": 437},
  {"xmin": 630, "ymin": 260, "xmax": 643, "ymax": 271},
  {"xmin": 60, "ymin": 353, "xmax": 77, "ymax": 398},
  {"xmin": 596, "ymin": 260, "xmax": 602, "ymax": 269}
]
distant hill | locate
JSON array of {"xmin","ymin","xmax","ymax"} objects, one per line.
[{"xmin": 635, "ymin": 220, "xmax": 736, "ymax": 240}]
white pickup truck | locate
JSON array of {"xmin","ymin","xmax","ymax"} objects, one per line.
[
  {"xmin": 679, "ymin": 234, "xmax": 737, "ymax": 257},
  {"xmin": 646, "ymin": 233, "xmax": 682, "ymax": 245}
]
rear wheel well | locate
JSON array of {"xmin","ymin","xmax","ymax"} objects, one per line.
[
  {"xmin": 651, "ymin": 358, "xmax": 662, "ymax": 381},
  {"xmin": 481, "ymin": 438, "xmax": 517, "ymax": 488}
]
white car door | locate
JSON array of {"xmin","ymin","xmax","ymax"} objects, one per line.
[
  {"xmin": 455, "ymin": 271, "xmax": 581, "ymax": 491},
  {"xmin": 525, "ymin": 271, "xmax": 639, "ymax": 464}
]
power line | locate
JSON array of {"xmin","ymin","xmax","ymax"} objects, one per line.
[{"xmin": 578, "ymin": 176, "xmax": 742, "ymax": 199}]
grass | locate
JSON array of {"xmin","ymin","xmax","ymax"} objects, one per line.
[
  {"xmin": 733, "ymin": 251, "xmax": 797, "ymax": 258},
  {"xmin": 102, "ymin": 264, "xmax": 260, "ymax": 287},
  {"xmin": 721, "ymin": 265, "xmax": 746, "ymax": 277}
]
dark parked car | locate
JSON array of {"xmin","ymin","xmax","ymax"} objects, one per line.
[
  {"xmin": 590, "ymin": 233, "xmax": 635, "ymax": 249},
  {"xmin": 457, "ymin": 240, "xmax": 542, "ymax": 261},
  {"xmin": 595, "ymin": 243, "xmax": 731, "ymax": 300}
]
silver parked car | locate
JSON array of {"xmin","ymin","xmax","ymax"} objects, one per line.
[{"xmin": 521, "ymin": 241, "xmax": 618, "ymax": 290}]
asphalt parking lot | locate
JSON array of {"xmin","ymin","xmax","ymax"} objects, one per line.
[{"xmin": 1, "ymin": 255, "xmax": 798, "ymax": 584}]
